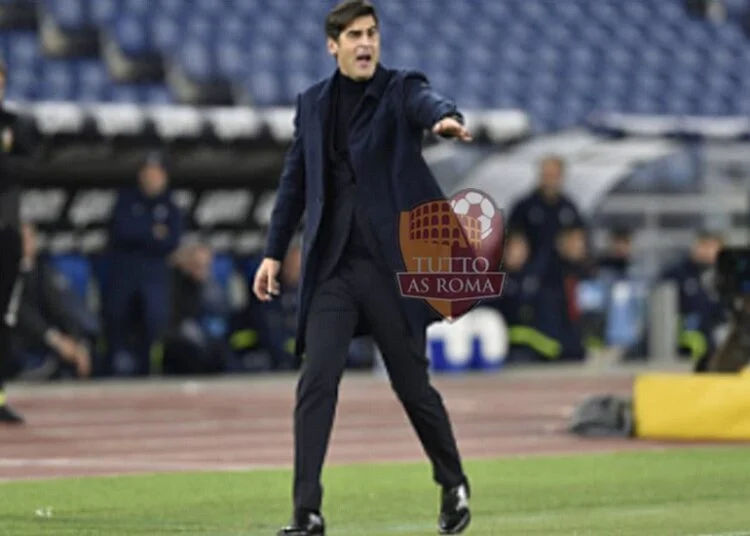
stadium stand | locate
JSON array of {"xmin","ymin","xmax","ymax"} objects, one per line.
[{"xmin": 0, "ymin": 0, "xmax": 748, "ymax": 131}]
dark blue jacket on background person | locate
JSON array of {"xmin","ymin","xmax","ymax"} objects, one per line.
[
  {"xmin": 103, "ymin": 183, "xmax": 183, "ymax": 376},
  {"xmin": 109, "ymin": 185, "xmax": 182, "ymax": 260},
  {"xmin": 507, "ymin": 190, "xmax": 584, "ymax": 280},
  {"xmin": 263, "ymin": 64, "xmax": 462, "ymax": 357}
]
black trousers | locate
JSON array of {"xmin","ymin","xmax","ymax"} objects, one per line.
[
  {"xmin": 0, "ymin": 225, "xmax": 23, "ymax": 392},
  {"xmin": 293, "ymin": 255, "xmax": 467, "ymax": 513}
]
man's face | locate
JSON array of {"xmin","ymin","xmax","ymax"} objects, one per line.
[
  {"xmin": 612, "ymin": 237, "xmax": 632, "ymax": 258},
  {"xmin": 138, "ymin": 163, "xmax": 168, "ymax": 197},
  {"xmin": 539, "ymin": 159, "xmax": 563, "ymax": 197},
  {"xmin": 693, "ymin": 238, "xmax": 722, "ymax": 266},
  {"xmin": 327, "ymin": 15, "xmax": 380, "ymax": 81}
]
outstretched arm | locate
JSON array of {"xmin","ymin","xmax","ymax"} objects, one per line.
[
  {"xmin": 403, "ymin": 71, "xmax": 472, "ymax": 141},
  {"xmin": 263, "ymin": 95, "xmax": 307, "ymax": 261}
]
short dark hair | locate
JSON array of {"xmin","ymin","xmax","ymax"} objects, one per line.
[
  {"xmin": 610, "ymin": 227, "xmax": 633, "ymax": 241},
  {"xmin": 325, "ymin": 0, "xmax": 378, "ymax": 40},
  {"xmin": 696, "ymin": 229, "xmax": 724, "ymax": 244}
]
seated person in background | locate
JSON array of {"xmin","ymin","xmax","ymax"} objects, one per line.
[
  {"xmin": 492, "ymin": 231, "xmax": 545, "ymax": 364},
  {"xmin": 495, "ymin": 230, "xmax": 534, "ymax": 328},
  {"xmin": 162, "ymin": 243, "xmax": 232, "ymax": 376},
  {"xmin": 660, "ymin": 230, "xmax": 726, "ymax": 372},
  {"xmin": 104, "ymin": 152, "xmax": 182, "ymax": 377},
  {"xmin": 511, "ymin": 224, "xmax": 590, "ymax": 363},
  {"xmin": 597, "ymin": 227, "xmax": 634, "ymax": 280},
  {"xmin": 8, "ymin": 223, "xmax": 92, "ymax": 379}
]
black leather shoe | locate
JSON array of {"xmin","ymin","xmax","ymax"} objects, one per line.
[
  {"xmin": 277, "ymin": 510, "xmax": 325, "ymax": 536},
  {"xmin": 0, "ymin": 404, "xmax": 25, "ymax": 425},
  {"xmin": 438, "ymin": 482, "xmax": 471, "ymax": 534}
]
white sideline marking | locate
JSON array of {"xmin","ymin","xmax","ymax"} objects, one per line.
[{"xmin": 0, "ymin": 457, "xmax": 281, "ymax": 472}]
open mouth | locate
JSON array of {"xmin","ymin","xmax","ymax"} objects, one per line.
[{"xmin": 356, "ymin": 53, "xmax": 372, "ymax": 66}]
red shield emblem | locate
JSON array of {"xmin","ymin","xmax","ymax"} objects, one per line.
[{"xmin": 396, "ymin": 188, "xmax": 506, "ymax": 321}]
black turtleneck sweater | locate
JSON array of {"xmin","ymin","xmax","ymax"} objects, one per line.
[
  {"xmin": 316, "ymin": 72, "xmax": 374, "ymax": 278},
  {"xmin": 332, "ymin": 73, "xmax": 368, "ymax": 156}
]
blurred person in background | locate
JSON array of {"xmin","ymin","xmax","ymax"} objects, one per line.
[
  {"xmin": 660, "ymin": 230, "xmax": 726, "ymax": 372},
  {"xmin": 597, "ymin": 227, "xmax": 634, "ymax": 280},
  {"xmin": 506, "ymin": 157, "xmax": 588, "ymax": 362},
  {"xmin": 8, "ymin": 223, "xmax": 93, "ymax": 381},
  {"xmin": 103, "ymin": 152, "xmax": 183, "ymax": 377},
  {"xmin": 554, "ymin": 224, "xmax": 593, "ymax": 359},
  {"xmin": 492, "ymin": 231, "xmax": 547, "ymax": 363},
  {"xmin": 161, "ymin": 242, "xmax": 231, "ymax": 376},
  {"xmin": 507, "ymin": 155, "xmax": 586, "ymax": 270},
  {"xmin": 0, "ymin": 61, "xmax": 40, "ymax": 423}
]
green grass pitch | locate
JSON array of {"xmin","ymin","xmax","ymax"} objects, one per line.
[{"xmin": 2, "ymin": 447, "xmax": 750, "ymax": 535}]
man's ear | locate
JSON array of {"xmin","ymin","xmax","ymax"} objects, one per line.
[{"xmin": 327, "ymin": 37, "xmax": 338, "ymax": 57}]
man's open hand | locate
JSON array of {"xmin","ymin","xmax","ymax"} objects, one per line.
[{"xmin": 432, "ymin": 117, "xmax": 472, "ymax": 141}]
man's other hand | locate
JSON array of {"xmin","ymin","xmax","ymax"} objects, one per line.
[
  {"xmin": 253, "ymin": 258, "xmax": 282, "ymax": 302},
  {"xmin": 432, "ymin": 117, "xmax": 472, "ymax": 141}
]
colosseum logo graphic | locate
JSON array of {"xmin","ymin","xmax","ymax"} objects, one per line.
[{"xmin": 396, "ymin": 188, "xmax": 506, "ymax": 321}]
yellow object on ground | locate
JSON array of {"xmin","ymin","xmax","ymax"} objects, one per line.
[{"xmin": 634, "ymin": 370, "xmax": 750, "ymax": 440}]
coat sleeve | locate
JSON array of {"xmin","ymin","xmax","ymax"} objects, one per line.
[
  {"xmin": 263, "ymin": 95, "xmax": 307, "ymax": 261},
  {"xmin": 402, "ymin": 71, "xmax": 463, "ymax": 132}
]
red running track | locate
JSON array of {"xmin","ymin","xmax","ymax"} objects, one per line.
[{"xmin": 0, "ymin": 370, "xmax": 710, "ymax": 482}]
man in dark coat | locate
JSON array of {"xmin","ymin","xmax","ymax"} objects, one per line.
[
  {"xmin": 252, "ymin": 2, "xmax": 473, "ymax": 534},
  {"xmin": 104, "ymin": 152, "xmax": 182, "ymax": 376},
  {"xmin": 0, "ymin": 62, "xmax": 38, "ymax": 423}
]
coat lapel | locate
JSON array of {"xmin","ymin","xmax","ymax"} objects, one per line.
[{"xmin": 349, "ymin": 64, "xmax": 391, "ymax": 131}]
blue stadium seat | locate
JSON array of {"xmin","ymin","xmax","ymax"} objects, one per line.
[
  {"xmin": 243, "ymin": 71, "xmax": 283, "ymax": 107},
  {"xmin": 39, "ymin": 61, "xmax": 77, "ymax": 101},
  {"xmin": 3, "ymin": 31, "xmax": 40, "ymax": 70},
  {"xmin": 177, "ymin": 40, "xmax": 215, "ymax": 83},
  {"xmin": 108, "ymin": 83, "xmax": 173, "ymax": 104},
  {"xmin": 111, "ymin": 15, "xmax": 153, "ymax": 57},
  {"xmin": 0, "ymin": 0, "xmax": 742, "ymax": 122},
  {"xmin": 46, "ymin": 0, "xmax": 89, "ymax": 31},
  {"xmin": 215, "ymin": 40, "xmax": 245, "ymax": 81},
  {"xmin": 148, "ymin": 14, "xmax": 184, "ymax": 54},
  {"xmin": 118, "ymin": 0, "xmax": 151, "ymax": 18},
  {"xmin": 86, "ymin": 0, "xmax": 117, "ymax": 26},
  {"xmin": 75, "ymin": 60, "xmax": 110, "ymax": 102}
]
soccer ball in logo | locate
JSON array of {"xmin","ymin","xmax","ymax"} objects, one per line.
[{"xmin": 450, "ymin": 190, "xmax": 497, "ymax": 240}]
